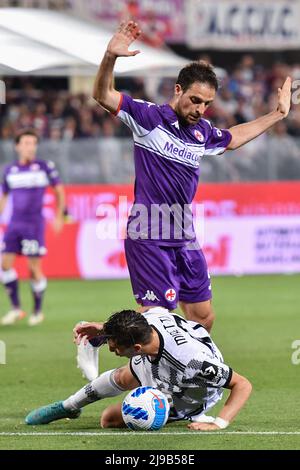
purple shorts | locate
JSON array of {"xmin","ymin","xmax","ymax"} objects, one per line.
[
  {"xmin": 125, "ymin": 238, "xmax": 212, "ymax": 310},
  {"xmin": 2, "ymin": 221, "xmax": 46, "ymax": 257}
]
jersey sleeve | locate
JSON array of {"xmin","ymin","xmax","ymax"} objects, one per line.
[
  {"xmin": 184, "ymin": 353, "xmax": 233, "ymax": 389},
  {"xmin": 45, "ymin": 161, "xmax": 61, "ymax": 187},
  {"xmin": 204, "ymin": 123, "xmax": 232, "ymax": 156},
  {"xmin": 114, "ymin": 93, "xmax": 159, "ymax": 137}
]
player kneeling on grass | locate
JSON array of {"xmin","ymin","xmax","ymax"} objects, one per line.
[{"xmin": 25, "ymin": 308, "xmax": 252, "ymax": 431}]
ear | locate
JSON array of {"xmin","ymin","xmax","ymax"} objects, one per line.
[
  {"xmin": 174, "ymin": 84, "xmax": 183, "ymax": 97},
  {"xmin": 134, "ymin": 344, "xmax": 143, "ymax": 354}
]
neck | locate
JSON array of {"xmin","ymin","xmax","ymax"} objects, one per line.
[
  {"xmin": 19, "ymin": 158, "xmax": 32, "ymax": 165},
  {"xmin": 141, "ymin": 329, "xmax": 160, "ymax": 358},
  {"xmin": 168, "ymin": 97, "xmax": 177, "ymax": 113}
]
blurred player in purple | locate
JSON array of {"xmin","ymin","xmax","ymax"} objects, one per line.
[
  {"xmin": 91, "ymin": 21, "xmax": 291, "ymax": 334},
  {"xmin": 0, "ymin": 130, "xmax": 65, "ymax": 326}
]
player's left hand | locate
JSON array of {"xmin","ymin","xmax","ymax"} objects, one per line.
[
  {"xmin": 73, "ymin": 321, "xmax": 104, "ymax": 345},
  {"xmin": 277, "ymin": 76, "xmax": 292, "ymax": 118},
  {"xmin": 53, "ymin": 215, "xmax": 64, "ymax": 234},
  {"xmin": 187, "ymin": 422, "xmax": 221, "ymax": 431}
]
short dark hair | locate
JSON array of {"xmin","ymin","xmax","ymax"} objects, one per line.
[
  {"xmin": 15, "ymin": 129, "xmax": 39, "ymax": 144},
  {"xmin": 176, "ymin": 61, "xmax": 218, "ymax": 93},
  {"xmin": 103, "ymin": 310, "xmax": 153, "ymax": 348}
]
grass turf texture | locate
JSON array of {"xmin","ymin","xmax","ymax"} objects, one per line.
[{"xmin": 0, "ymin": 276, "xmax": 299, "ymax": 450}]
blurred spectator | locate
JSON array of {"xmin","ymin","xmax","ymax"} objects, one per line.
[
  {"xmin": 268, "ymin": 121, "xmax": 300, "ymax": 180},
  {"xmin": 120, "ymin": 1, "xmax": 168, "ymax": 49},
  {"xmin": 0, "ymin": 55, "xmax": 300, "ymax": 149}
]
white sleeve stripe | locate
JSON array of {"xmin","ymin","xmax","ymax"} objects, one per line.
[
  {"xmin": 118, "ymin": 110, "xmax": 151, "ymax": 138},
  {"xmin": 204, "ymin": 147, "xmax": 226, "ymax": 156}
]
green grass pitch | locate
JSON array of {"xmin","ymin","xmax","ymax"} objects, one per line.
[{"xmin": 0, "ymin": 275, "xmax": 300, "ymax": 450}]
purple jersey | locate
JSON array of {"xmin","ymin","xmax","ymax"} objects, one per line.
[
  {"xmin": 2, "ymin": 159, "xmax": 60, "ymax": 224},
  {"xmin": 115, "ymin": 94, "xmax": 232, "ymax": 245}
]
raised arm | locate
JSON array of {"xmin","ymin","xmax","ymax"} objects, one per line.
[
  {"xmin": 93, "ymin": 21, "xmax": 141, "ymax": 114},
  {"xmin": 188, "ymin": 372, "xmax": 252, "ymax": 431},
  {"xmin": 227, "ymin": 77, "xmax": 292, "ymax": 150}
]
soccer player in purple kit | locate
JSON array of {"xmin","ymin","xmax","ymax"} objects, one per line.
[
  {"xmin": 77, "ymin": 22, "xmax": 292, "ymax": 410},
  {"xmin": 91, "ymin": 20, "xmax": 291, "ymax": 332},
  {"xmin": 0, "ymin": 130, "xmax": 65, "ymax": 326}
]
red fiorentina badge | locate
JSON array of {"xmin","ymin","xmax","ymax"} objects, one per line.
[
  {"xmin": 194, "ymin": 130, "xmax": 204, "ymax": 142},
  {"xmin": 165, "ymin": 289, "xmax": 177, "ymax": 302}
]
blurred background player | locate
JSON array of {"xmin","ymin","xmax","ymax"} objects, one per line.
[{"xmin": 0, "ymin": 130, "xmax": 65, "ymax": 326}]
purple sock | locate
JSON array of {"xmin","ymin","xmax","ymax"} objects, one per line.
[
  {"xmin": 31, "ymin": 279, "xmax": 47, "ymax": 315},
  {"xmin": 2, "ymin": 269, "xmax": 20, "ymax": 309},
  {"xmin": 4, "ymin": 279, "xmax": 20, "ymax": 309}
]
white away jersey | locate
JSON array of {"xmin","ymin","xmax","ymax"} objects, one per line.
[{"xmin": 130, "ymin": 307, "xmax": 232, "ymax": 420}]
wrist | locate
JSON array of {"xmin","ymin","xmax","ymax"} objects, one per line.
[
  {"xmin": 106, "ymin": 50, "xmax": 117, "ymax": 60},
  {"xmin": 214, "ymin": 417, "xmax": 229, "ymax": 429},
  {"xmin": 274, "ymin": 109, "xmax": 285, "ymax": 120}
]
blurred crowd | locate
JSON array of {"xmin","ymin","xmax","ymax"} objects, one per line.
[
  {"xmin": 1, "ymin": 56, "xmax": 300, "ymax": 140},
  {"xmin": 1, "ymin": 56, "xmax": 300, "ymax": 181}
]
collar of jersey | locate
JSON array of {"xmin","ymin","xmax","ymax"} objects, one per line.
[{"xmin": 146, "ymin": 325, "xmax": 164, "ymax": 365}]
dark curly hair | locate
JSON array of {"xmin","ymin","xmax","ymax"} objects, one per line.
[
  {"xmin": 103, "ymin": 310, "xmax": 153, "ymax": 348},
  {"xmin": 15, "ymin": 129, "xmax": 39, "ymax": 144},
  {"xmin": 176, "ymin": 61, "xmax": 219, "ymax": 92}
]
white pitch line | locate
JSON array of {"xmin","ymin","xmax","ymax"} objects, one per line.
[{"xmin": 1, "ymin": 431, "xmax": 300, "ymax": 437}]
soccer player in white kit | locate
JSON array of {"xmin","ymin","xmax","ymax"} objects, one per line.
[{"xmin": 25, "ymin": 309, "xmax": 252, "ymax": 431}]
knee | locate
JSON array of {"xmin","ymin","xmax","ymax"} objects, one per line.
[
  {"xmin": 1, "ymin": 259, "xmax": 13, "ymax": 272},
  {"xmin": 195, "ymin": 309, "xmax": 215, "ymax": 332},
  {"xmin": 203, "ymin": 308, "xmax": 215, "ymax": 332},
  {"xmin": 183, "ymin": 303, "xmax": 215, "ymax": 332},
  {"xmin": 30, "ymin": 269, "xmax": 43, "ymax": 282}
]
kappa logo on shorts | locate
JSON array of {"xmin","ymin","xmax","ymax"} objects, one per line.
[
  {"xmin": 142, "ymin": 290, "xmax": 160, "ymax": 302},
  {"xmin": 165, "ymin": 288, "xmax": 177, "ymax": 302}
]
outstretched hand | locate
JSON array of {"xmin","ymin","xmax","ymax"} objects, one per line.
[
  {"xmin": 188, "ymin": 422, "xmax": 220, "ymax": 431},
  {"xmin": 107, "ymin": 21, "xmax": 141, "ymax": 58},
  {"xmin": 73, "ymin": 321, "xmax": 104, "ymax": 345},
  {"xmin": 277, "ymin": 76, "xmax": 292, "ymax": 118}
]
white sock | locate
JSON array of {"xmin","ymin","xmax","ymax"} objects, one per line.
[
  {"xmin": 63, "ymin": 369, "xmax": 124, "ymax": 411},
  {"xmin": 31, "ymin": 278, "xmax": 47, "ymax": 293},
  {"xmin": 1, "ymin": 268, "xmax": 18, "ymax": 284}
]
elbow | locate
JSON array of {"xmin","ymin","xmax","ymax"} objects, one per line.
[
  {"xmin": 230, "ymin": 373, "xmax": 252, "ymax": 399},
  {"xmin": 92, "ymin": 90, "xmax": 103, "ymax": 106},
  {"xmin": 241, "ymin": 377, "xmax": 252, "ymax": 399},
  {"xmin": 227, "ymin": 137, "xmax": 239, "ymax": 150},
  {"xmin": 227, "ymin": 130, "xmax": 241, "ymax": 150},
  {"xmin": 92, "ymin": 92, "xmax": 109, "ymax": 109}
]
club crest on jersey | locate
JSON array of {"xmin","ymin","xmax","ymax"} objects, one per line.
[
  {"xmin": 165, "ymin": 289, "xmax": 177, "ymax": 302},
  {"xmin": 194, "ymin": 130, "xmax": 204, "ymax": 142},
  {"xmin": 30, "ymin": 163, "xmax": 40, "ymax": 171}
]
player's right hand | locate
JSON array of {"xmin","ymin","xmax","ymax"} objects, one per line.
[
  {"xmin": 73, "ymin": 321, "xmax": 104, "ymax": 345},
  {"xmin": 106, "ymin": 21, "xmax": 141, "ymax": 58}
]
